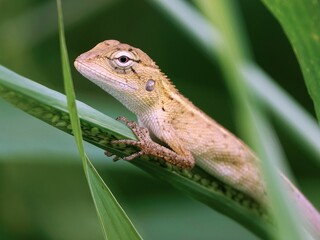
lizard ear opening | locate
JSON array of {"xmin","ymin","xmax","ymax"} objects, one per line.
[{"xmin": 145, "ymin": 79, "xmax": 155, "ymax": 92}]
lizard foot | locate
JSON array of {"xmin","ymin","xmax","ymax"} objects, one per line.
[
  {"xmin": 112, "ymin": 116, "xmax": 156, "ymax": 161},
  {"xmin": 112, "ymin": 116, "xmax": 195, "ymax": 169}
]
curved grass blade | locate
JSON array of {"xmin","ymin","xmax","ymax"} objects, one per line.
[
  {"xmin": 193, "ymin": 0, "xmax": 312, "ymax": 238},
  {"xmin": 0, "ymin": 65, "xmax": 273, "ymax": 239},
  {"xmin": 56, "ymin": 0, "xmax": 141, "ymax": 239}
]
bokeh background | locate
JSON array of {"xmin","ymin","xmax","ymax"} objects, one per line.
[{"xmin": 0, "ymin": 0, "xmax": 319, "ymax": 239}]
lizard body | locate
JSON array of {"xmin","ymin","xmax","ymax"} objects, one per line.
[{"xmin": 74, "ymin": 40, "xmax": 320, "ymax": 237}]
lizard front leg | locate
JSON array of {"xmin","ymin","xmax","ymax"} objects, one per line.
[{"xmin": 111, "ymin": 116, "xmax": 195, "ymax": 169}]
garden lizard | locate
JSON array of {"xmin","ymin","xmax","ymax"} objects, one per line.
[{"xmin": 74, "ymin": 40, "xmax": 320, "ymax": 237}]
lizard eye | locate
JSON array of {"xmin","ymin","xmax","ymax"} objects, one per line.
[
  {"xmin": 118, "ymin": 56, "xmax": 130, "ymax": 63},
  {"xmin": 145, "ymin": 79, "xmax": 155, "ymax": 91},
  {"xmin": 112, "ymin": 51, "xmax": 134, "ymax": 68}
]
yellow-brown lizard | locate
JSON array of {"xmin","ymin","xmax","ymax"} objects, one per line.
[{"xmin": 74, "ymin": 40, "xmax": 320, "ymax": 237}]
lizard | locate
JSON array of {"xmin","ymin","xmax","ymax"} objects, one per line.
[{"xmin": 74, "ymin": 39, "xmax": 320, "ymax": 238}]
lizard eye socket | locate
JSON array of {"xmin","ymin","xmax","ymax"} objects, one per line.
[
  {"xmin": 145, "ymin": 79, "xmax": 155, "ymax": 91},
  {"xmin": 112, "ymin": 51, "xmax": 135, "ymax": 68}
]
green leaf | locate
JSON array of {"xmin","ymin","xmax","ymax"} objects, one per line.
[
  {"xmin": 0, "ymin": 65, "xmax": 273, "ymax": 239},
  {"xmin": 261, "ymin": 0, "xmax": 320, "ymax": 121},
  {"xmin": 55, "ymin": 0, "xmax": 141, "ymax": 239}
]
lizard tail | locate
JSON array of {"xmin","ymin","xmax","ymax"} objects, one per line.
[{"xmin": 281, "ymin": 173, "xmax": 320, "ymax": 239}]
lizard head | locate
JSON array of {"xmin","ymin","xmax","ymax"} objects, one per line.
[{"xmin": 74, "ymin": 40, "xmax": 172, "ymax": 115}]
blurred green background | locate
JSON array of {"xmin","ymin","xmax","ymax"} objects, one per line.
[{"xmin": 0, "ymin": 0, "xmax": 319, "ymax": 239}]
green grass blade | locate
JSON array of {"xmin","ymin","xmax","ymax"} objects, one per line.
[
  {"xmin": 150, "ymin": 0, "xmax": 320, "ymax": 165},
  {"xmin": 56, "ymin": 1, "xmax": 142, "ymax": 239},
  {"xmin": 193, "ymin": 0, "xmax": 309, "ymax": 238},
  {"xmin": 242, "ymin": 64, "xmax": 320, "ymax": 161},
  {"xmin": 0, "ymin": 65, "xmax": 273, "ymax": 239},
  {"xmin": 248, "ymin": 111, "xmax": 307, "ymax": 240},
  {"xmin": 261, "ymin": 0, "xmax": 320, "ymax": 121}
]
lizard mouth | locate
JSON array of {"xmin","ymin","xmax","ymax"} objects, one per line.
[{"xmin": 74, "ymin": 60, "xmax": 138, "ymax": 91}]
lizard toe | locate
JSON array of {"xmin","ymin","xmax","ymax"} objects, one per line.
[
  {"xmin": 123, "ymin": 150, "xmax": 145, "ymax": 161},
  {"xmin": 111, "ymin": 139, "xmax": 142, "ymax": 147}
]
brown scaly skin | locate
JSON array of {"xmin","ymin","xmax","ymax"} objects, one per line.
[{"xmin": 74, "ymin": 40, "xmax": 320, "ymax": 238}]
